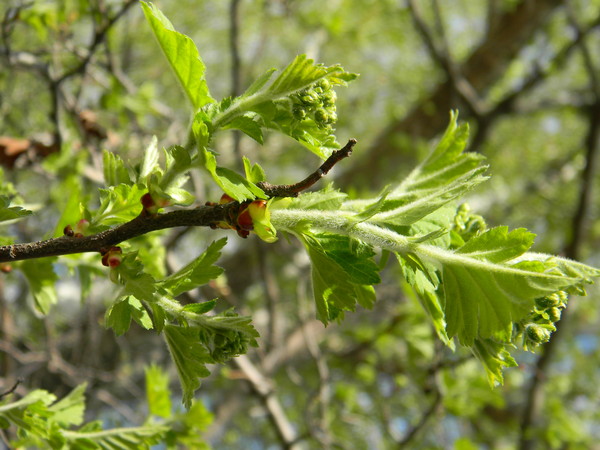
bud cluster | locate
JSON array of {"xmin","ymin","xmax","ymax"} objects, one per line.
[
  {"xmin": 209, "ymin": 194, "xmax": 277, "ymax": 243},
  {"xmin": 452, "ymin": 203, "xmax": 486, "ymax": 242},
  {"xmin": 291, "ymin": 79, "xmax": 338, "ymax": 131},
  {"xmin": 516, "ymin": 291, "xmax": 568, "ymax": 351}
]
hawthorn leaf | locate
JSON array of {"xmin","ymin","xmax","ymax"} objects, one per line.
[
  {"xmin": 266, "ymin": 54, "xmax": 357, "ymax": 97},
  {"xmin": 471, "ymin": 339, "xmax": 518, "ymax": 386},
  {"xmin": 438, "ymin": 249, "xmax": 577, "ymax": 345},
  {"xmin": 48, "ymin": 383, "xmax": 86, "ymax": 426},
  {"xmin": 105, "ymin": 296, "xmax": 153, "ymax": 336},
  {"xmin": 62, "ymin": 424, "xmax": 169, "ymax": 449},
  {"xmin": 139, "ymin": 136, "xmax": 160, "ymax": 181},
  {"xmin": 241, "ymin": 67, "xmax": 277, "ymax": 97},
  {"xmin": 145, "ymin": 365, "xmax": 172, "ymax": 419},
  {"xmin": 21, "ymin": 258, "xmax": 58, "ymax": 314},
  {"xmin": 282, "ymin": 186, "xmax": 347, "ymax": 210},
  {"xmin": 93, "ymin": 184, "xmax": 145, "ymax": 227},
  {"xmin": 0, "ymin": 196, "xmax": 32, "ymax": 222},
  {"xmin": 141, "ymin": 2, "xmax": 214, "ymax": 110},
  {"xmin": 159, "ymin": 238, "xmax": 226, "ymax": 297},
  {"xmin": 224, "ymin": 116, "xmax": 264, "ymax": 144},
  {"xmin": 103, "ymin": 151, "xmax": 131, "ymax": 186},
  {"xmin": 164, "ymin": 324, "xmax": 212, "ymax": 409},
  {"xmin": 242, "ymin": 157, "xmax": 266, "ymax": 183},
  {"xmin": 302, "ymin": 233, "xmax": 379, "ymax": 324},
  {"xmin": 182, "ymin": 300, "xmax": 217, "ymax": 315},
  {"xmin": 456, "ymin": 226, "xmax": 536, "ymax": 263}
]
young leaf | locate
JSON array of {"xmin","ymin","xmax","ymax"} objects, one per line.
[
  {"xmin": 0, "ymin": 196, "xmax": 32, "ymax": 222},
  {"xmin": 103, "ymin": 151, "xmax": 131, "ymax": 186},
  {"xmin": 302, "ymin": 233, "xmax": 379, "ymax": 324},
  {"xmin": 139, "ymin": 135, "xmax": 160, "ymax": 181},
  {"xmin": 159, "ymin": 238, "xmax": 226, "ymax": 297},
  {"xmin": 243, "ymin": 157, "xmax": 266, "ymax": 184},
  {"xmin": 20, "ymin": 258, "xmax": 58, "ymax": 314},
  {"xmin": 141, "ymin": 2, "xmax": 214, "ymax": 110},
  {"xmin": 145, "ymin": 365, "xmax": 172, "ymax": 419},
  {"xmin": 105, "ymin": 296, "xmax": 153, "ymax": 336},
  {"xmin": 164, "ymin": 324, "xmax": 212, "ymax": 409},
  {"xmin": 62, "ymin": 424, "xmax": 169, "ymax": 449},
  {"xmin": 456, "ymin": 226, "xmax": 536, "ymax": 263},
  {"xmin": 471, "ymin": 339, "xmax": 518, "ymax": 386},
  {"xmin": 48, "ymin": 383, "xmax": 87, "ymax": 426}
]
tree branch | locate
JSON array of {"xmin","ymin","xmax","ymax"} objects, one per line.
[
  {"xmin": 257, "ymin": 139, "xmax": 356, "ymax": 197},
  {"xmin": 0, "ymin": 140, "xmax": 356, "ymax": 263}
]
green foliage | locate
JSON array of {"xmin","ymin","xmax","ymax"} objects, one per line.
[{"xmin": 3, "ymin": 2, "xmax": 600, "ymax": 448}]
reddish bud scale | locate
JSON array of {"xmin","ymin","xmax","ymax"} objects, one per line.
[
  {"xmin": 236, "ymin": 207, "xmax": 254, "ymax": 231},
  {"xmin": 63, "ymin": 225, "xmax": 74, "ymax": 237},
  {"xmin": 141, "ymin": 192, "xmax": 155, "ymax": 210},
  {"xmin": 0, "ymin": 264, "xmax": 12, "ymax": 273},
  {"xmin": 101, "ymin": 246, "xmax": 122, "ymax": 267}
]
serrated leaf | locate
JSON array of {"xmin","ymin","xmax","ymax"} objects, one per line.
[
  {"xmin": 164, "ymin": 325, "xmax": 212, "ymax": 409},
  {"xmin": 242, "ymin": 157, "xmax": 266, "ymax": 183},
  {"xmin": 224, "ymin": 116, "xmax": 264, "ymax": 144},
  {"xmin": 160, "ymin": 238, "xmax": 226, "ymax": 297},
  {"xmin": 145, "ymin": 365, "xmax": 172, "ymax": 419},
  {"xmin": 198, "ymin": 146, "xmax": 265, "ymax": 201},
  {"xmin": 471, "ymin": 339, "xmax": 518, "ymax": 386},
  {"xmin": 48, "ymin": 383, "xmax": 86, "ymax": 426},
  {"xmin": 62, "ymin": 424, "xmax": 169, "ymax": 449},
  {"xmin": 105, "ymin": 296, "xmax": 152, "ymax": 335},
  {"xmin": 0, "ymin": 196, "xmax": 32, "ymax": 223},
  {"xmin": 455, "ymin": 226, "xmax": 534, "ymax": 262},
  {"xmin": 438, "ymin": 248, "xmax": 578, "ymax": 345},
  {"xmin": 139, "ymin": 136, "xmax": 159, "ymax": 181},
  {"xmin": 103, "ymin": 151, "xmax": 131, "ymax": 186},
  {"xmin": 302, "ymin": 233, "xmax": 379, "ymax": 324},
  {"xmin": 283, "ymin": 186, "xmax": 347, "ymax": 210},
  {"xmin": 21, "ymin": 258, "xmax": 58, "ymax": 314},
  {"xmin": 182, "ymin": 300, "xmax": 217, "ymax": 315},
  {"xmin": 242, "ymin": 67, "xmax": 277, "ymax": 97},
  {"xmin": 266, "ymin": 54, "xmax": 355, "ymax": 97},
  {"xmin": 141, "ymin": 2, "xmax": 214, "ymax": 110},
  {"xmin": 93, "ymin": 184, "xmax": 145, "ymax": 227}
]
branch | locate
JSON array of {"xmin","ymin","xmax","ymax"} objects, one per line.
[
  {"xmin": 0, "ymin": 204, "xmax": 235, "ymax": 263},
  {"xmin": 257, "ymin": 139, "xmax": 356, "ymax": 197}
]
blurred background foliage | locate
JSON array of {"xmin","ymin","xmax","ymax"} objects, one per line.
[{"xmin": 1, "ymin": 0, "xmax": 599, "ymax": 448}]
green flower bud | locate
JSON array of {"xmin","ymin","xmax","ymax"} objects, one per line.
[
  {"xmin": 248, "ymin": 200, "xmax": 277, "ymax": 243},
  {"xmin": 314, "ymin": 108, "xmax": 328, "ymax": 125},
  {"xmin": 547, "ymin": 307, "xmax": 562, "ymax": 322},
  {"xmin": 316, "ymin": 79, "xmax": 331, "ymax": 91},
  {"xmin": 525, "ymin": 324, "xmax": 551, "ymax": 346},
  {"xmin": 293, "ymin": 106, "xmax": 307, "ymax": 120}
]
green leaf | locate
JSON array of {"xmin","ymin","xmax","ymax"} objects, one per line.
[
  {"xmin": 105, "ymin": 296, "xmax": 153, "ymax": 335},
  {"xmin": 160, "ymin": 238, "xmax": 226, "ymax": 297},
  {"xmin": 456, "ymin": 226, "xmax": 536, "ymax": 263},
  {"xmin": 182, "ymin": 300, "xmax": 217, "ymax": 315},
  {"xmin": 48, "ymin": 383, "xmax": 86, "ymax": 426},
  {"xmin": 20, "ymin": 258, "xmax": 58, "ymax": 314},
  {"xmin": 302, "ymin": 233, "xmax": 379, "ymax": 324},
  {"xmin": 62, "ymin": 424, "xmax": 169, "ymax": 449},
  {"xmin": 141, "ymin": 2, "xmax": 214, "ymax": 110},
  {"xmin": 145, "ymin": 365, "xmax": 172, "ymax": 419},
  {"xmin": 266, "ymin": 54, "xmax": 356, "ymax": 98},
  {"xmin": 92, "ymin": 184, "xmax": 145, "ymax": 228},
  {"xmin": 282, "ymin": 185, "xmax": 347, "ymax": 210},
  {"xmin": 103, "ymin": 151, "xmax": 131, "ymax": 186},
  {"xmin": 0, "ymin": 196, "xmax": 32, "ymax": 223},
  {"xmin": 164, "ymin": 325, "xmax": 212, "ymax": 409},
  {"xmin": 114, "ymin": 253, "xmax": 160, "ymax": 303},
  {"xmin": 197, "ymin": 146, "xmax": 265, "ymax": 201},
  {"xmin": 224, "ymin": 116, "xmax": 264, "ymax": 144},
  {"xmin": 471, "ymin": 339, "xmax": 518, "ymax": 386},
  {"xmin": 139, "ymin": 136, "xmax": 159, "ymax": 181},
  {"xmin": 242, "ymin": 157, "xmax": 266, "ymax": 184},
  {"xmin": 365, "ymin": 112, "xmax": 488, "ymax": 226},
  {"xmin": 438, "ymin": 248, "xmax": 578, "ymax": 345}
]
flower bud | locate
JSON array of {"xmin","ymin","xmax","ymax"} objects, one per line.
[{"xmin": 248, "ymin": 200, "xmax": 277, "ymax": 243}]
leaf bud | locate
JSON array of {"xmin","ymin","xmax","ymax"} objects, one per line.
[
  {"xmin": 525, "ymin": 324, "xmax": 551, "ymax": 345},
  {"xmin": 101, "ymin": 246, "xmax": 122, "ymax": 268}
]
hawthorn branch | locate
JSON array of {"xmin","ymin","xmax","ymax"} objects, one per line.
[
  {"xmin": 0, "ymin": 204, "xmax": 234, "ymax": 263},
  {"xmin": 0, "ymin": 140, "xmax": 356, "ymax": 263},
  {"xmin": 257, "ymin": 139, "xmax": 357, "ymax": 197}
]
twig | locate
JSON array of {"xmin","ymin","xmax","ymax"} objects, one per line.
[
  {"xmin": 397, "ymin": 390, "xmax": 442, "ymax": 447},
  {"xmin": 257, "ymin": 139, "xmax": 357, "ymax": 197},
  {"xmin": 0, "ymin": 379, "xmax": 21, "ymax": 399}
]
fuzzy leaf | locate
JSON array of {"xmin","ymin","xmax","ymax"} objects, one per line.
[
  {"xmin": 103, "ymin": 151, "xmax": 131, "ymax": 186},
  {"xmin": 141, "ymin": 2, "xmax": 214, "ymax": 110},
  {"xmin": 160, "ymin": 238, "xmax": 226, "ymax": 297},
  {"xmin": 164, "ymin": 325, "xmax": 212, "ymax": 409}
]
